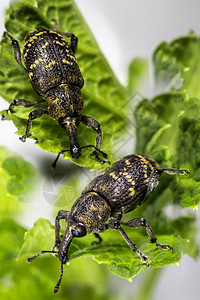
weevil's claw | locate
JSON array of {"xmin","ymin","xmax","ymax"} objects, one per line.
[
  {"xmin": 179, "ymin": 169, "xmax": 190, "ymax": 175},
  {"xmin": 156, "ymin": 241, "xmax": 172, "ymax": 250}
]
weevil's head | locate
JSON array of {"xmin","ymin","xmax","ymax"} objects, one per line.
[{"xmin": 58, "ymin": 218, "xmax": 87, "ymax": 264}]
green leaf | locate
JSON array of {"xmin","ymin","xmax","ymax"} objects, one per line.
[
  {"xmin": 134, "ymin": 93, "xmax": 200, "ymax": 209},
  {"xmin": 0, "ymin": 146, "xmax": 39, "ymax": 216},
  {"xmin": 1, "ymin": 218, "xmax": 113, "ymax": 300},
  {"xmin": 127, "ymin": 58, "xmax": 148, "ymax": 96},
  {"xmin": 19, "ymin": 217, "xmax": 188, "ymax": 283},
  {"xmin": 133, "ymin": 32, "xmax": 200, "ymax": 270},
  {"xmin": 0, "ymin": 0, "xmax": 139, "ymax": 169},
  {"xmin": 153, "ymin": 31, "xmax": 200, "ymax": 98},
  {"xmin": 0, "ymin": 219, "xmax": 26, "ymax": 278}
]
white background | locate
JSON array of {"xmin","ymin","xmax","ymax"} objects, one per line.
[{"xmin": 0, "ymin": 0, "xmax": 200, "ymax": 299}]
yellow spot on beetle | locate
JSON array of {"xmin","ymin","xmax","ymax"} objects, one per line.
[
  {"xmin": 30, "ymin": 63, "xmax": 36, "ymax": 69},
  {"xmin": 35, "ymin": 31, "xmax": 46, "ymax": 36},
  {"xmin": 29, "ymin": 72, "xmax": 33, "ymax": 79},
  {"xmin": 62, "ymin": 59, "xmax": 73, "ymax": 66},
  {"xmin": 110, "ymin": 172, "xmax": 118, "ymax": 180},
  {"xmin": 126, "ymin": 159, "xmax": 131, "ymax": 165},
  {"xmin": 45, "ymin": 61, "xmax": 56, "ymax": 68},
  {"xmin": 129, "ymin": 187, "xmax": 135, "ymax": 197},
  {"xmin": 126, "ymin": 174, "xmax": 132, "ymax": 179},
  {"xmin": 42, "ymin": 42, "xmax": 49, "ymax": 49}
]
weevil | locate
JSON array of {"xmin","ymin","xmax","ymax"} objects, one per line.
[
  {"xmin": 27, "ymin": 154, "xmax": 189, "ymax": 293},
  {"xmin": 1, "ymin": 27, "xmax": 108, "ymax": 164}
]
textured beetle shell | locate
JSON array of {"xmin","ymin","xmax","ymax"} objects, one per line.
[
  {"xmin": 83, "ymin": 154, "xmax": 160, "ymax": 216},
  {"xmin": 23, "ymin": 27, "xmax": 84, "ymax": 96}
]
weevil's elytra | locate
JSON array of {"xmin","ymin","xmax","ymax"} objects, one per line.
[
  {"xmin": 27, "ymin": 154, "xmax": 189, "ymax": 293},
  {"xmin": 2, "ymin": 27, "xmax": 108, "ymax": 165},
  {"xmin": 23, "ymin": 28, "xmax": 84, "ymax": 94}
]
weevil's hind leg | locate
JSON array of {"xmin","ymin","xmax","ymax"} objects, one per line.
[
  {"xmin": 107, "ymin": 219, "xmax": 149, "ymax": 265},
  {"xmin": 50, "ymin": 21, "xmax": 78, "ymax": 54},
  {"xmin": 53, "ymin": 210, "xmax": 70, "ymax": 250},
  {"xmin": 120, "ymin": 218, "xmax": 172, "ymax": 250},
  {"xmin": 20, "ymin": 107, "xmax": 49, "ymax": 142},
  {"xmin": 4, "ymin": 31, "xmax": 27, "ymax": 73},
  {"xmin": 81, "ymin": 115, "xmax": 109, "ymax": 164},
  {"xmin": 1, "ymin": 98, "xmax": 45, "ymax": 120},
  {"xmin": 92, "ymin": 233, "xmax": 103, "ymax": 245},
  {"xmin": 58, "ymin": 31, "xmax": 78, "ymax": 54}
]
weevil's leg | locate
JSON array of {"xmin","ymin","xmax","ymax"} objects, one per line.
[
  {"xmin": 107, "ymin": 218, "xmax": 149, "ymax": 266},
  {"xmin": 51, "ymin": 21, "xmax": 78, "ymax": 54},
  {"xmin": 81, "ymin": 115, "xmax": 102, "ymax": 150},
  {"xmin": 19, "ymin": 108, "xmax": 49, "ymax": 142},
  {"xmin": 4, "ymin": 31, "xmax": 27, "ymax": 73},
  {"xmin": 120, "ymin": 218, "xmax": 172, "ymax": 250},
  {"xmin": 57, "ymin": 31, "xmax": 78, "ymax": 54},
  {"xmin": 160, "ymin": 168, "xmax": 190, "ymax": 175},
  {"xmin": 53, "ymin": 210, "xmax": 70, "ymax": 249},
  {"xmin": 92, "ymin": 233, "xmax": 103, "ymax": 245},
  {"xmin": 27, "ymin": 250, "xmax": 58, "ymax": 264},
  {"xmin": 1, "ymin": 98, "xmax": 45, "ymax": 120},
  {"xmin": 81, "ymin": 115, "xmax": 109, "ymax": 164}
]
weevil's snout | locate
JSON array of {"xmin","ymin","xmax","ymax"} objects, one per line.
[
  {"xmin": 58, "ymin": 227, "xmax": 73, "ymax": 264},
  {"xmin": 58, "ymin": 116, "xmax": 82, "ymax": 159},
  {"xmin": 59, "ymin": 249, "xmax": 69, "ymax": 265},
  {"xmin": 58, "ymin": 221, "xmax": 87, "ymax": 264}
]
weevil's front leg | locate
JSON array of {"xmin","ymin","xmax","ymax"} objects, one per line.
[
  {"xmin": 20, "ymin": 107, "xmax": 49, "ymax": 142},
  {"xmin": 81, "ymin": 115, "xmax": 109, "ymax": 164},
  {"xmin": 4, "ymin": 31, "xmax": 27, "ymax": 73},
  {"xmin": 120, "ymin": 218, "xmax": 172, "ymax": 250},
  {"xmin": 53, "ymin": 210, "xmax": 71, "ymax": 250},
  {"xmin": 107, "ymin": 218, "xmax": 149, "ymax": 266},
  {"xmin": 92, "ymin": 233, "xmax": 103, "ymax": 245},
  {"xmin": 1, "ymin": 98, "xmax": 45, "ymax": 120}
]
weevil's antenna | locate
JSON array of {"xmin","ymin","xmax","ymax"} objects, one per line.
[
  {"xmin": 26, "ymin": 250, "xmax": 58, "ymax": 264},
  {"xmin": 51, "ymin": 150, "xmax": 71, "ymax": 170},
  {"xmin": 159, "ymin": 168, "xmax": 190, "ymax": 175},
  {"xmin": 54, "ymin": 263, "xmax": 64, "ymax": 294},
  {"xmin": 51, "ymin": 146, "xmax": 110, "ymax": 169}
]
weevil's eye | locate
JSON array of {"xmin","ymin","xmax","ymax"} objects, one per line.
[{"xmin": 72, "ymin": 223, "xmax": 86, "ymax": 237}]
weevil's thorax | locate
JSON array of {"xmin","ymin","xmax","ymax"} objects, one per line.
[
  {"xmin": 70, "ymin": 193, "xmax": 111, "ymax": 234},
  {"xmin": 23, "ymin": 27, "xmax": 84, "ymax": 96},
  {"xmin": 44, "ymin": 84, "xmax": 83, "ymax": 123}
]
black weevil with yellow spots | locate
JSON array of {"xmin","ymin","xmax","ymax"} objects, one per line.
[
  {"xmin": 2, "ymin": 27, "xmax": 108, "ymax": 164},
  {"xmin": 27, "ymin": 154, "xmax": 189, "ymax": 293}
]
